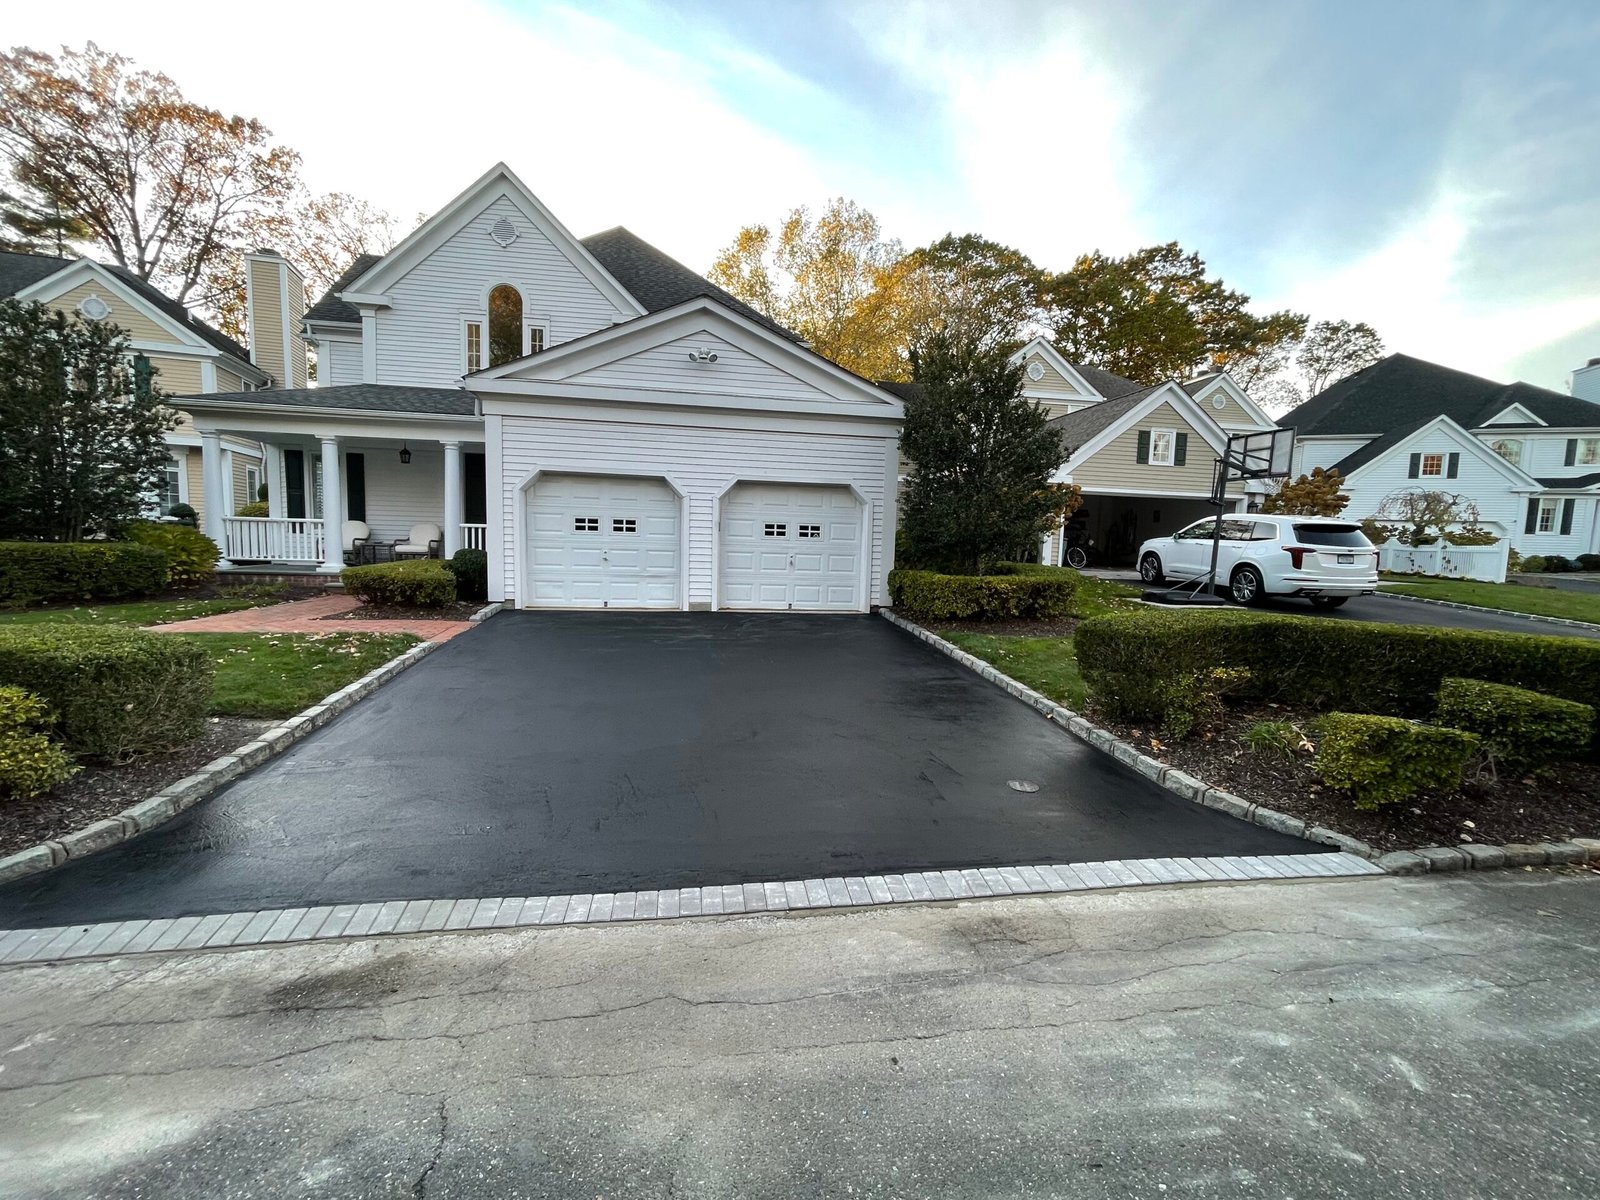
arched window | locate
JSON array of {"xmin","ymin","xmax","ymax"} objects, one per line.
[{"xmin": 488, "ymin": 284, "xmax": 523, "ymax": 368}]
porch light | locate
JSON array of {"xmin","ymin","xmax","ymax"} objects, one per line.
[{"xmin": 399, "ymin": 442, "xmax": 412, "ymax": 465}]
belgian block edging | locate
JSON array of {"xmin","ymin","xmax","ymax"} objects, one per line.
[
  {"xmin": 878, "ymin": 609, "xmax": 1600, "ymax": 878},
  {"xmin": 1375, "ymin": 589, "xmax": 1600, "ymax": 632},
  {"xmin": 0, "ymin": 640, "xmax": 445, "ymax": 887}
]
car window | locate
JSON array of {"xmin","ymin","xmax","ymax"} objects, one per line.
[
  {"xmin": 1174, "ymin": 521, "xmax": 1213, "ymax": 540},
  {"xmin": 1219, "ymin": 519, "xmax": 1254, "ymax": 540},
  {"xmin": 1293, "ymin": 523, "xmax": 1373, "ymax": 548},
  {"xmin": 1251, "ymin": 522, "xmax": 1281, "ymax": 542}
]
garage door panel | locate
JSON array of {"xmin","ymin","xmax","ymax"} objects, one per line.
[
  {"xmin": 718, "ymin": 483, "xmax": 863, "ymax": 611},
  {"xmin": 527, "ymin": 474, "xmax": 680, "ymax": 609}
]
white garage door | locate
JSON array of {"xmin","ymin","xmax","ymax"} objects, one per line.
[
  {"xmin": 719, "ymin": 483, "xmax": 863, "ymax": 611},
  {"xmin": 527, "ymin": 474, "xmax": 679, "ymax": 608}
]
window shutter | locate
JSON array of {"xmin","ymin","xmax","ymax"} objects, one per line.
[
  {"xmin": 1566, "ymin": 439, "xmax": 1579, "ymax": 466},
  {"xmin": 1174, "ymin": 432, "xmax": 1188, "ymax": 466},
  {"xmin": 1525, "ymin": 498, "xmax": 1539, "ymax": 534},
  {"xmin": 1136, "ymin": 430, "xmax": 1150, "ymax": 464},
  {"xmin": 1408, "ymin": 453, "xmax": 1421, "ymax": 479},
  {"xmin": 1446, "ymin": 452, "xmax": 1459, "ymax": 479},
  {"xmin": 283, "ymin": 449, "xmax": 306, "ymax": 519},
  {"xmin": 345, "ymin": 453, "xmax": 366, "ymax": 522},
  {"xmin": 1560, "ymin": 498, "xmax": 1575, "ymax": 536}
]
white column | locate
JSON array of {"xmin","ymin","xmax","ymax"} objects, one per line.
[
  {"xmin": 222, "ymin": 448, "xmax": 235, "ymax": 517},
  {"xmin": 265, "ymin": 443, "xmax": 285, "ymax": 518},
  {"xmin": 361, "ymin": 310, "xmax": 378, "ymax": 383},
  {"xmin": 319, "ymin": 435, "xmax": 343, "ymax": 573},
  {"xmin": 442, "ymin": 440, "xmax": 463, "ymax": 558},
  {"xmin": 200, "ymin": 431, "xmax": 227, "ymax": 557}
]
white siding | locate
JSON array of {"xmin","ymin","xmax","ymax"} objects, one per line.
[
  {"xmin": 1291, "ymin": 437, "xmax": 1371, "ymax": 475},
  {"xmin": 373, "ymin": 195, "xmax": 632, "ymax": 387},
  {"xmin": 357, "ymin": 447, "xmax": 447, "ymax": 543},
  {"xmin": 1513, "ymin": 432, "xmax": 1600, "ymax": 479},
  {"xmin": 497, "ymin": 413, "xmax": 893, "ymax": 608},
  {"xmin": 1341, "ymin": 436, "xmax": 1524, "ymax": 539},
  {"xmin": 1514, "ymin": 496, "xmax": 1599, "ymax": 557},
  {"xmin": 322, "ymin": 337, "xmax": 363, "ymax": 387},
  {"xmin": 565, "ymin": 332, "xmax": 853, "ymax": 403}
]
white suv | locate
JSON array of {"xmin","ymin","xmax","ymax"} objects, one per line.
[{"xmin": 1137, "ymin": 515, "xmax": 1379, "ymax": 608}]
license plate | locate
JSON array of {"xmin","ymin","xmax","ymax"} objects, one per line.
[{"xmin": 1337, "ymin": 554, "xmax": 1354, "ymax": 564}]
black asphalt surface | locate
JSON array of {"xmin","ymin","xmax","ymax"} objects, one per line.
[{"xmin": 0, "ymin": 613, "xmax": 1312, "ymax": 928}]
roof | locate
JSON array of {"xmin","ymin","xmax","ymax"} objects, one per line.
[
  {"xmin": 1069, "ymin": 362, "xmax": 1146, "ymax": 400},
  {"xmin": 303, "ymin": 253, "xmax": 385, "ymax": 325},
  {"xmin": 1046, "ymin": 384, "xmax": 1162, "ymax": 450},
  {"xmin": 1280, "ymin": 353, "xmax": 1600, "ymax": 437},
  {"xmin": 1325, "ymin": 415, "xmax": 1437, "ymax": 478},
  {"xmin": 174, "ymin": 383, "xmax": 477, "ymax": 417},
  {"xmin": 1181, "ymin": 373, "xmax": 1220, "ymax": 395},
  {"xmin": 1537, "ymin": 472, "xmax": 1600, "ymax": 490},
  {"xmin": 0, "ymin": 250, "xmax": 251, "ymax": 363}
]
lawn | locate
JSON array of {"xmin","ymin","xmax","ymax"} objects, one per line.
[
  {"xmin": 943, "ymin": 632, "xmax": 1086, "ymax": 708},
  {"xmin": 0, "ymin": 596, "xmax": 271, "ymax": 627},
  {"xmin": 183, "ymin": 632, "xmax": 421, "ymax": 718},
  {"xmin": 1380, "ymin": 577, "xmax": 1600, "ymax": 623}
]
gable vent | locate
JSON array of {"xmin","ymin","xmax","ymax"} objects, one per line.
[{"xmin": 489, "ymin": 217, "xmax": 519, "ymax": 248}]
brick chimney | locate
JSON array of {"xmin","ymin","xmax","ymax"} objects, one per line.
[{"xmin": 245, "ymin": 249, "xmax": 307, "ymax": 388}]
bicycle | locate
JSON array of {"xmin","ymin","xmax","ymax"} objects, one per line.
[{"xmin": 1062, "ymin": 529, "xmax": 1092, "ymax": 570}]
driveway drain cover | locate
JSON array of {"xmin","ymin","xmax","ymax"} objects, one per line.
[{"xmin": 1007, "ymin": 779, "xmax": 1040, "ymax": 793}]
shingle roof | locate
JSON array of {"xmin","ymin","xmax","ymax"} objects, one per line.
[
  {"xmin": 0, "ymin": 249, "xmax": 73, "ymax": 296},
  {"xmin": 1046, "ymin": 384, "xmax": 1163, "ymax": 451},
  {"xmin": 1181, "ymin": 373, "xmax": 1221, "ymax": 395},
  {"xmin": 1325, "ymin": 415, "xmax": 1439, "ymax": 479},
  {"xmin": 1280, "ymin": 353, "xmax": 1600, "ymax": 436},
  {"xmin": 174, "ymin": 383, "xmax": 477, "ymax": 417},
  {"xmin": 1069, "ymin": 362, "xmax": 1147, "ymax": 400},
  {"xmin": 1538, "ymin": 472, "xmax": 1600, "ymax": 490},
  {"xmin": 303, "ymin": 253, "xmax": 385, "ymax": 325}
]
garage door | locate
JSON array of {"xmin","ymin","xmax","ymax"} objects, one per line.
[
  {"xmin": 719, "ymin": 483, "xmax": 862, "ymax": 611},
  {"xmin": 527, "ymin": 474, "xmax": 679, "ymax": 608}
]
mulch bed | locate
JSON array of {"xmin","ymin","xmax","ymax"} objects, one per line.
[
  {"xmin": 0, "ymin": 716, "xmax": 274, "ymax": 859},
  {"xmin": 1100, "ymin": 702, "xmax": 1600, "ymax": 855},
  {"xmin": 320, "ymin": 601, "xmax": 481, "ymax": 622}
]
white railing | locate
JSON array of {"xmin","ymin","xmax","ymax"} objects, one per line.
[
  {"xmin": 222, "ymin": 517, "xmax": 326, "ymax": 564},
  {"xmin": 461, "ymin": 523, "xmax": 487, "ymax": 551},
  {"xmin": 1378, "ymin": 537, "xmax": 1509, "ymax": 583}
]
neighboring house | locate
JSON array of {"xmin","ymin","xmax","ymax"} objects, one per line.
[
  {"xmin": 1009, "ymin": 338, "xmax": 1281, "ymax": 564},
  {"xmin": 1573, "ymin": 355, "xmax": 1600, "ymax": 403},
  {"xmin": 170, "ymin": 164, "xmax": 904, "ymax": 612},
  {"xmin": 0, "ymin": 250, "xmax": 272, "ymax": 525},
  {"xmin": 1280, "ymin": 353, "xmax": 1600, "ymax": 559}
]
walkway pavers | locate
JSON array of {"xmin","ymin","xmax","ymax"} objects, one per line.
[{"xmin": 150, "ymin": 593, "xmax": 475, "ymax": 642}]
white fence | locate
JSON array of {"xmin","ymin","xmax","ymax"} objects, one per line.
[
  {"xmin": 221, "ymin": 517, "xmax": 326, "ymax": 564},
  {"xmin": 461, "ymin": 523, "xmax": 487, "ymax": 551},
  {"xmin": 1377, "ymin": 537, "xmax": 1508, "ymax": 583}
]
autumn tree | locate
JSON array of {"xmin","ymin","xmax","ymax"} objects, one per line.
[
  {"xmin": 1373, "ymin": 488, "xmax": 1490, "ymax": 546},
  {"xmin": 1260, "ymin": 467, "xmax": 1349, "ymax": 517},
  {"xmin": 898, "ymin": 332, "xmax": 1072, "ymax": 573},
  {"xmin": 0, "ymin": 187, "xmax": 91, "ymax": 256},
  {"xmin": 1230, "ymin": 318, "xmax": 1386, "ymax": 413}
]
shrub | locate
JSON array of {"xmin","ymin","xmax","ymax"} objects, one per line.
[
  {"xmin": 1243, "ymin": 719, "xmax": 1311, "ymax": 762},
  {"xmin": 444, "ymin": 548, "xmax": 488, "ymax": 603},
  {"xmin": 0, "ymin": 541, "xmax": 168, "ymax": 606},
  {"xmin": 1516, "ymin": 555, "xmax": 1546, "ymax": 573},
  {"xmin": 1544, "ymin": 555, "xmax": 1574, "ymax": 573},
  {"xmin": 341, "ymin": 559, "xmax": 455, "ymax": 608},
  {"xmin": 888, "ymin": 567, "xmax": 1076, "ymax": 621},
  {"xmin": 1153, "ymin": 665, "xmax": 1251, "ymax": 738},
  {"xmin": 0, "ymin": 626, "xmax": 212, "ymax": 762},
  {"xmin": 235, "ymin": 500, "xmax": 269, "ymax": 517},
  {"xmin": 167, "ymin": 502, "xmax": 197, "ymax": 525},
  {"xmin": 122, "ymin": 521, "xmax": 220, "ymax": 587},
  {"xmin": 1437, "ymin": 677, "xmax": 1594, "ymax": 776},
  {"xmin": 1577, "ymin": 554, "xmax": 1600, "ymax": 571},
  {"xmin": 0, "ymin": 686, "xmax": 77, "ymax": 799},
  {"xmin": 1313, "ymin": 713, "xmax": 1478, "ymax": 808}
]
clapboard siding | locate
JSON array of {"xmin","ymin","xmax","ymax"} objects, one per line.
[
  {"xmin": 1070, "ymin": 400, "xmax": 1224, "ymax": 494},
  {"xmin": 373, "ymin": 195, "xmax": 631, "ymax": 387},
  {"xmin": 564, "ymin": 332, "xmax": 852, "ymax": 402},
  {"xmin": 498, "ymin": 414, "xmax": 893, "ymax": 607},
  {"xmin": 322, "ymin": 337, "xmax": 363, "ymax": 387},
  {"xmin": 1341, "ymin": 430, "xmax": 1524, "ymax": 539},
  {"xmin": 1020, "ymin": 351, "xmax": 1084, "ymax": 396},
  {"xmin": 1291, "ymin": 437, "xmax": 1370, "ymax": 475},
  {"xmin": 358, "ymin": 447, "xmax": 448, "ymax": 542}
]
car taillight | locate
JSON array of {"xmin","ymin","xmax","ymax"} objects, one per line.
[{"xmin": 1285, "ymin": 546, "xmax": 1312, "ymax": 569}]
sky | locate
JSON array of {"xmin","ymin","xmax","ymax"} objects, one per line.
[{"xmin": 8, "ymin": 0, "xmax": 1599, "ymax": 391}]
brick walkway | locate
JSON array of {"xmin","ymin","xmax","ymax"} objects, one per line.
[{"xmin": 150, "ymin": 594, "xmax": 477, "ymax": 642}]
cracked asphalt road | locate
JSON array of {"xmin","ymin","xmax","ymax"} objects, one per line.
[{"xmin": 1, "ymin": 872, "xmax": 1597, "ymax": 1198}]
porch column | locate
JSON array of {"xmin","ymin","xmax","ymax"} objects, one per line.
[
  {"xmin": 442, "ymin": 439, "xmax": 463, "ymax": 557},
  {"xmin": 265, "ymin": 443, "xmax": 285, "ymax": 518},
  {"xmin": 200, "ymin": 431, "xmax": 227, "ymax": 555},
  {"xmin": 319, "ymin": 435, "xmax": 344, "ymax": 573}
]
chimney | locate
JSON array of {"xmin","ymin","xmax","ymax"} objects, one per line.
[{"xmin": 245, "ymin": 249, "xmax": 308, "ymax": 389}]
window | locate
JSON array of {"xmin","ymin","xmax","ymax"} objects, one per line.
[
  {"xmin": 465, "ymin": 321, "xmax": 483, "ymax": 373},
  {"xmin": 1578, "ymin": 438, "xmax": 1600, "ymax": 466},
  {"xmin": 574, "ymin": 516, "xmax": 599, "ymax": 532},
  {"xmin": 525, "ymin": 323, "xmax": 547, "ymax": 356},
  {"xmin": 763, "ymin": 523, "xmax": 787, "ymax": 537},
  {"xmin": 1174, "ymin": 521, "xmax": 1213, "ymax": 541},
  {"xmin": 155, "ymin": 458, "xmax": 182, "ymax": 515},
  {"xmin": 798, "ymin": 524, "xmax": 821, "ymax": 538},
  {"xmin": 1420, "ymin": 453, "xmax": 1444, "ymax": 476},
  {"xmin": 1219, "ymin": 519, "xmax": 1255, "ymax": 540},
  {"xmin": 1537, "ymin": 500, "xmax": 1557, "ymax": 533},
  {"xmin": 1292, "ymin": 523, "xmax": 1372, "ymax": 548},
  {"xmin": 488, "ymin": 284, "xmax": 522, "ymax": 367},
  {"xmin": 245, "ymin": 465, "xmax": 261, "ymax": 505},
  {"xmin": 612, "ymin": 517, "xmax": 637, "ymax": 533},
  {"xmin": 1148, "ymin": 429, "xmax": 1175, "ymax": 466},
  {"xmin": 1491, "ymin": 438, "xmax": 1523, "ymax": 466}
]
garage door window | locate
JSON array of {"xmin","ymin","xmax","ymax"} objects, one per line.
[
  {"xmin": 612, "ymin": 518, "xmax": 637, "ymax": 533},
  {"xmin": 574, "ymin": 516, "xmax": 599, "ymax": 532},
  {"xmin": 764, "ymin": 523, "xmax": 787, "ymax": 537},
  {"xmin": 798, "ymin": 524, "xmax": 821, "ymax": 538}
]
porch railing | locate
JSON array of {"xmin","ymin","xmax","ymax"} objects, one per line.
[
  {"xmin": 222, "ymin": 517, "xmax": 325, "ymax": 564},
  {"xmin": 461, "ymin": 523, "xmax": 487, "ymax": 551}
]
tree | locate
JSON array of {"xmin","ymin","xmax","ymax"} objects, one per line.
[
  {"xmin": 1373, "ymin": 488, "xmax": 1489, "ymax": 546},
  {"xmin": 1229, "ymin": 318, "xmax": 1386, "ymax": 414},
  {"xmin": 1260, "ymin": 467, "xmax": 1350, "ymax": 517},
  {"xmin": 0, "ymin": 43, "xmax": 300, "ymax": 306},
  {"xmin": 898, "ymin": 331, "xmax": 1074, "ymax": 573},
  {"xmin": 0, "ymin": 187, "xmax": 91, "ymax": 256},
  {"xmin": 1044, "ymin": 242, "xmax": 1307, "ymax": 385},
  {"xmin": 708, "ymin": 198, "xmax": 903, "ymax": 378},
  {"xmin": 0, "ymin": 299, "xmax": 177, "ymax": 541}
]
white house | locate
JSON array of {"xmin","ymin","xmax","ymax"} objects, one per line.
[
  {"xmin": 172, "ymin": 164, "xmax": 904, "ymax": 612},
  {"xmin": 1281, "ymin": 353, "xmax": 1600, "ymax": 559}
]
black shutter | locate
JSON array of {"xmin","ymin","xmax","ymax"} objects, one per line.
[
  {"xmin": 1174, "ymin": 432, "xmax": 1188, "ymax": 466},
  {"xmin": 1408, "ymin": 453, "xmax": 1421, "ymax": 479},
  {"xmin": 345, "ymin": 453, "xmax": 366, "ymax": 522},
  {"xmin": 1136, "ymin": 430, "xmax": 1151, "ymax": 464},
  {"xmin": 1446, "ymin": 452, "xmax": 1459, "ymax": 479},
  {"xmin": 1566, "ymin": 439, "xmax": 1579, "ymax": 467},
  {"xmin": 465, "ymin": 453, "xmax": 487, "ymax": 525},
  {"xmin": 1525, "ymin": 498, "xmax": 1539, "ymax": 534},
  {"xmin": 1560, "ymin": 498, "xmax": 1575, "ymax": 536},
  {"xmin": 283, "ymin": 449, "xmax": 306, "ymax": 519}
]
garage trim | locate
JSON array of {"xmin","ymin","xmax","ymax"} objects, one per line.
[
  {"xmin": 512, "ymin": 467, "xmax": 690, "ymax": 610},
  {"xmin": 712, "ymin": 476, "xmax": 873, "ymax": 613}
]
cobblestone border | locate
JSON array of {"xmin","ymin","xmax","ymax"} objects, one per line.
[
  {"xmin": 470, "ymin": 602, "xmax": 505, "ymax": 622},
  {"xmin": 1375, "ymin": 589, "xmax": 1600, "ymax": 632},
  {"xmin": 0, "ymin": 640, "xmax": 446, "ymax": 887},
  {"xmin": 0, "ymin": 850, "xmax": 1383, "ymax": 965}
]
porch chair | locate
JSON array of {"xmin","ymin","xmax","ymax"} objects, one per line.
[
  {"xmin": 342, "ymin": 520, "xmax": 372, "ymax": 566},
  {"xmin": 393, "ymin": 522, "xmax": 443, "ymax": 559}
]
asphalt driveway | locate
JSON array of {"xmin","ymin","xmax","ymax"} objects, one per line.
[{"xmin": 0, "ymin": 613, "xmax": 1312, "ymax": 928}]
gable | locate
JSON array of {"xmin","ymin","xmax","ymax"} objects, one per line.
[
  {"xmin": 1021, "ymin": 350, "xmax": 1088, "ymax": 396},
  {"xmin": 1479, "ymin": 402, "xmax": 1545, "ymax": 427},
  {"xmin": 1340, "ymin": 416, "xmax": 1539, "ymax": 490},
  {"xmin": 42, "ymin": 277, "xmax": 170, "ymax": 343},
  {"xmin": 559, "ymin": 330, "xmax": 831, "ymax": 403},
  {"xmin": 1068, "ymin": 400, "xmax": 1236, "ymax": 494}
]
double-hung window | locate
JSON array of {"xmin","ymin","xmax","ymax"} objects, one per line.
[
  {"xmin": 1537, "ymin": 499, "xmax": 1558, "ymax": 532},
  {"xmin": 465, "ymin": 321, "xmax": 484, "ymax": 374},
  {"xmin": 154, "ymin": 458, "xmax": 183, "ymax": 515},
  {"xmin": 1420, "ymin": 453, "xmax": 1444, "ymax": 476},
  {"xmin": 1578, "ymin": 438, "xmax": 1600, "ymax": 467},
  {"xmin": 1148, "ymin": 429, "xmax": 1175, "ymax": 466}
]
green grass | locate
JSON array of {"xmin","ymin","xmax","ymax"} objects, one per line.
[
  {"xmin": 182, "ymin": 632, "xmax": 422, "ymax": 718},
  {"xmin": 1068, "ymin": 573, "xmax": 1142, "ymax": 619},
  {"xmin": 943, "ymin": 633, "xmax": 1087, "ymax": 708},
  {"xmin": 1380, "ymin": 577, "xmax": 1600, "ymax": 623},
  {"xmin": 0, "ymin": 596, "xmax": 271, "ymax": 627}
]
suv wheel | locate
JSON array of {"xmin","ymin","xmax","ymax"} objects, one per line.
[
  {"xmin": 1230, "ymin": 564, "xmax": 1265, "ymax": 606},
  {"xmin": 1139, "ymin": 552, "xmax": 1163, "ymax": 584}
]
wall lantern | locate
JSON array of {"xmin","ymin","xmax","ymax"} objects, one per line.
[{"xmin": 399, "ymin": 442, "xmax": 412, "ymax": 465}]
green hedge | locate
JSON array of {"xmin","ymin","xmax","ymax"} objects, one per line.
[
  {"xmin": 122, "ymin": 522, "xmax": 220, "ymax": 588},
  {"xmin": 444, "ymin": 548, "xmax": 488, "ymax": 603},
  {"xmin": 888, "ymin": 566, "xmax": 1076, "ymax": 620},
  {"xmin": 0, "ymin": 625, "xmax": 212, "ymax": 762},
  {"xmin": 340, "ymin": 559, "xmax": 455, "ymax": 607},
  {"xmin": 0, "ymin": 541, "xmax": 169, "ymax": 606},
  {"xmin": 1075, "ymin": 609, "xmax": 1600, "ymax": 749},
  {"xmin": 1436, "ymin": 677, "xmax": 1594, "ymax": 775},
  {"xmin": 0, "ymin": 685, "xmax": 77, "ymax": 799},
  {"xmin": 1314, "ymin": 713, "xmax": 1478, "ymax": 808}
]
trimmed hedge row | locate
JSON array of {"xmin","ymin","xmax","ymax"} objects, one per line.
[
  {"xmin": 1437, "ymin": 677, "xmax": 1594, "ymax": 775},
  {"xmin": 0, "ymin": 541, "xmax": 168, "ymax": 606},
  {"xmin": 888, "ymin": 566, "xmax": 1077, "ymax": 621},
  {"xmin": 122, "ymin": 522, "xmax": 220, "ymax": 588},
  {"xmin": 1313, "ymin": 713, "xmax": 1478, "ymax": 809},
  {"xmin": 341, "ymin": 558, "xmax": 456, "ymax": 607},
  {"xmin": 445, "ymin": 548, "xmax": 488, "ymax": 603},
  {"xmin": 0, "ymin": 625, "xmax": 213, "ymax": 763},
  {"xmin": 0, "ymin": 685, "xmax": 77, "ymax": 799},
  {"xmin": 1075, "ymin": 609, "xmax": 1600, "ymax": 750}
]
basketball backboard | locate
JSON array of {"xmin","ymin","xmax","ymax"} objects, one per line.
[{"xmin": 1224, "ymin": 427, "xmax": 1294, "ymax": 481}]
